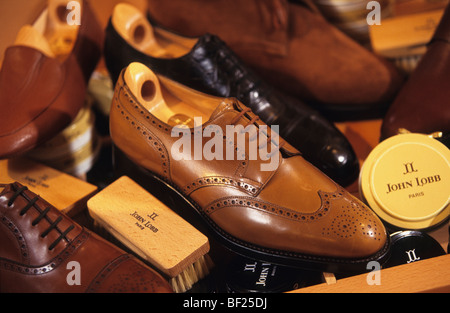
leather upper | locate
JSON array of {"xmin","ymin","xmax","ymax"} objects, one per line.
[
  {"xmin": 0, "ymin": 0, "xmax": 103, "ymax": 159},
  {"xmin": 381, "ymin": 4, "xmax": 450, "ymax": 140},
  {"xmin": 110, "ymin": 69, "xmax": 389, "ymax": 262},
  {"xmin": 0, "ymin": 182, "xmax": 172, "ymax": 293},
  {"xmin": 104, "ymin": 17, "xmax": 359, "ymax": 186},
  {"xmin": 145, "ymin": 0, "xmax": 404, "ymax": 115}
]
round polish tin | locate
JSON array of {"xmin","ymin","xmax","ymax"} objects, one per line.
[
  {"xmin": 359, "ymin": 133, "xmax": 450, "ymax": 230},
  {"xmin": 383, "ymin": 230, "xmax": 446, "ymax": 268}
]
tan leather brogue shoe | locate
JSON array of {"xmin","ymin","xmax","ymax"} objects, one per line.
[
  {"xmin": 0, "ymin": 182, "xmax": 173, "ymax": 293},
  {"xmin": 110, "ymin": 62, "xmax": 390, "ymax": 273}
]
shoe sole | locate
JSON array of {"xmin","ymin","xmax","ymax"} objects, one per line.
[{"xmin": 112, "ymin": 145, "xmax": 390, "ymax": 274}]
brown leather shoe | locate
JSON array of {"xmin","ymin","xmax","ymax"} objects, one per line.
[
  {"xmin": 103, "ymin": 2, "xmax": 360, "ymax": 187},
  {"xmin": 146, "ymin": 0, "xmax": 403, "ymax": 119},
  {"xmin": 109, "ymin": 62, "xmax": 390, "ymax": 273},
  {"xmin": 0, "ymin": 0, "xmax": 103, "ymax": 159},
  {"xmin": 0, "ymin": 182, "xmax": 173, "ymax": 293},
  {"xmin": 380, "ymin": 4, "xmax": 450, "ymax": 140}
]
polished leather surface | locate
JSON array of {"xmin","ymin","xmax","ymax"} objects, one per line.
[
  {"xmin": 146, "ymin": 0, "xmax": 403, "ymax": 118},
  {"xmin": 381, "ymin": 4, "xmax": 450, "ymax": 140},
  {"xmin": 104, "ymin": 18, "xmax": 359, "ymax": 186},
  {"xmin": 0, "ymin": 0, "xmax": 102, "ymax": 159},
  {"xmin": 109, "ymin": 66, "xmax": 389, "ymax": 272},
  {"xmin": 0, "ymin": 182, "xmax": 173, "ymax": 293}
]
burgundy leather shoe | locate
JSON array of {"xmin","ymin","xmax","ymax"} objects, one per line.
[
  {"xmin": 0, "ymin": 0, "xmax": 103, "ymax": 159},
  {"xmin": 0, "ymin": 182, "xmax": 173, "ymax": 293},
  {"xmin": 109, "ymin": 62, "xmax": 390, "ymax": 273},
  {"xmin": 381, "ymin": 4, "xmax": 450, "ymax": 140}
]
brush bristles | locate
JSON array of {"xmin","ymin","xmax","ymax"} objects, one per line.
[
  {"xmin": 394, "ymin": 54, "xmax": 422, "ymax": 74},
  {"xmin": 170, "ymin": 255, "xmax": 213, "ymax": 293},
  {"xmin": 92, "ymin": 219, "xmax": 213, "ymax": 293},
  {"xmin": 92, "ymin": 220, "xmax": 111, "ymax": 238}
]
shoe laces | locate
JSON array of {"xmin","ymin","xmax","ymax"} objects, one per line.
[
  {"xmin": 7, "ymin": 185, "xmax": 74, "ymax": 251},
  {"xmin": 230, "ymin": 106, "xmax": 285, "ymax": 157}
]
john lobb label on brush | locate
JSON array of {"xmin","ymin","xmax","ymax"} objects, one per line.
[
  {"xmin": 360, "ymin": 133, "xmax": 450, "ymax": 230},
  {"xmin": 129, "ymin": 210, "xmax": 159, "ymax": 232},
  {"xmin": 87, "ymin": 176, "xmax": 211, "ymax": 293}
]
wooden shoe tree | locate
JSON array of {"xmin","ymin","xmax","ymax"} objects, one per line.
[
  {"xmin": 13, "ymin": 0, "xmax": 80, "ymax": 61},
  {"xmin": 13, "ymin": 25, "xmax": 55, "ymax": 58},
  {"xmin": 112, "ymin": 3, "xmax": 197, "ymax": 59},
  {"xmin": 123, "ymin": 62, "xmax": 225, "ymax": 127}
]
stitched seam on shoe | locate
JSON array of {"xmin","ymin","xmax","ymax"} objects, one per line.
[
  {"xmin": 182, "ymin": 176, "xmax": 261, "ymax": 196},
  {"xmin": 0, "ymin": 230, "xmax": 89, "ymax": 275},
  {"xmin": 122, "ymin": 87, "xmax": 172, "ymax": 134},
  {"xmin": 85, "ymin": 254, "xmax": 131, "ymax": 293},
  {"xmin": 115, "ymin": 88, "xmax": 171, "ymax": 181},
  {"xmin": 125, "ymin": 164, "xmax": 389, "ymax": 268},
  {"xmin": 204, "ymin": 193, "xmax": 331, "ymax": 222},
  {"xmin": 0, "ymin": 215, "xmax": 30, "ymax": 264},
  {"xmin": 204, "ymin": 183, "xmax": 346, "ymax": 220},
  {"xmin": 187, "ymin": 188, "xmax": 390, "ymax": 267}
]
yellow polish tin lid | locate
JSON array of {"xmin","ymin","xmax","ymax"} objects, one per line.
[{"xmin": 359, "ymin": 133, "xmax": 450, "ymax": 230}]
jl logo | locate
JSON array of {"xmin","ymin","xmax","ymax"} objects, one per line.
[{"xmin": 405, "ymin": 249, "xmax": 421, "ymax": 264}]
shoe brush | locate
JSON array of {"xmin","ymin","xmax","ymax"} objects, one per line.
[
  {"xmin": 393, "ymin": 54, "xmax": 422, "ymax": 74},
  {"xmin": 87, "ymin": 176, "xmax": 212, "ymax": 293}
]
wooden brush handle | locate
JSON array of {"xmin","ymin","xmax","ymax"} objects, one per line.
[{"xmin": 87, "ymin": 176, "xmax": 210, "ymax": 278}]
